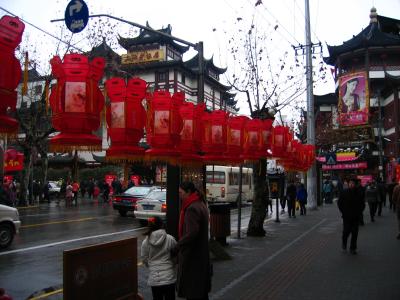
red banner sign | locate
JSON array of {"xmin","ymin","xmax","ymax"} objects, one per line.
[
  {"xmin": 4, "ymin": 149, "xmax": 24, "ymax": 172},
  {"xmin": 322, "ymin": 162, "xmax": 367, "ymax": 170}
]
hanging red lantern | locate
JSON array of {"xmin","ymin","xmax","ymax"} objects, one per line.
[
  {"xmin": 0, "ymin": 15, "xmax": 25, "ymax": 135},
  {"xmin": 178, "ymin": 100, "xmax": 205, "ymax": 165},
  {"xmin": 145, "ymin": 90, "xmax": 183, "ymax": 164},
  {"xmin": 271, "ymin": 125, "xmax": 289, "ymax": 158},
  {"xmin": 261, "ymin": 119, "xmax": 274, "ymax": 157},
  {"xmin": 4, "ymin": 148, "xmax": 24, "ymax": 172},
  {"xmin": 242, "ymin": 118, "xmax": 263, "ymax": 161},
  {"xmin": 225, "ymin": 116, "xmax": 248, "ymax": 165},
  {"xmin": 105, "ymin": 77, "xmax": 147, "ymax": 162},
  {"xmin": 49, "ymin": 54, "xmax": 105, "ymax": 152},
  {"xmin": 201, "ymin": 110, "xmax": 228, "ymax": 164}
]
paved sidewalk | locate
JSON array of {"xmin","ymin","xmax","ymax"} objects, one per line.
[{"xmin": 139, "ymin": 204, "xmax": 400, "ymax": 300}]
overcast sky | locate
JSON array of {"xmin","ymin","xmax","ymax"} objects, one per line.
[{"xmin": 1, "ymin": 0, "xmax": 400, "ymax": 117}]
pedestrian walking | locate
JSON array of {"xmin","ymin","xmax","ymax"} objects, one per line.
[
  {"xmin": 296, "ymin": 183, "xmax": 307, "ymax": 215},
  {"xmin": 337, "ymin": 178, "xmax": 365, "ymax": 254},
  {"xmin": 102, "ymin": 181, "xmax": 110, "ymax": 203},
  {"xmin": 43, "ymin": 181, "xmax": 50, "ymax": 204},
  {"xmin": 391, "ymin": 183, "xmax": 400, "ymax": 240},
  {"xmin": 322, "ymin": 180, "xmax": 333, "ymax": 204},
  {"xmin": 72, "ymin": 181, "xmax": 79, "ymax": 205},
  {"xmin": 87, "ymin": 178, "xmax": 95, "ymax": 200},
  {"xmin": 93, "ymin": 184, "xmax": 100, "ymax": 202},
  {"xmin": 387, "ymin": 179, "xmax": 397, "ymax": 212},
  {"xmin": 365, "ymin": 180, "xmax": 379, "ymax": 222},
  {"xmin": 65, "ymin": 182, "xmax": 73, "ymax": 207},
  {"xmin": 141, "ymin": 216, "xmax": 177, "ymax": 300},
  {"xmin": 355, "ymin": 179, "xmax": 366, "ymax": 226},
  {"xmin": 174, "ymin": 181, "xmax": 212, "ymax": 300},
  {"xmin": 377, "ymin": 177, "xmax": 386, "ymax": 216},
  {"xmin": 286, "ymin": 181, "xmax": 297, "ymax": 218}
]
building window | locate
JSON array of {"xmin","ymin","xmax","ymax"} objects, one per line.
[
  {"xmin": 157, "ymin": 71, "xmax": 168, "ymax": 82},
  {"xmin": 34, "ymin": 85, "xmax": 42, "ymax": 95}
]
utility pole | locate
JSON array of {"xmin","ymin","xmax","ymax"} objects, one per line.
[
  {"xmin": 377, "ymin": 91, "xmax": 384, "ymax": 180},
  {"xmin": 305, "ymin": 0, "xmax": 317, "ymax": 209}
]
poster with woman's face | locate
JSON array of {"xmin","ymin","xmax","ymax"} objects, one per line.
[
  {"xmin": 229, "ymin": 129, "xmax": 241, "ymax": 146},
  {"xmin": 111, "ymin": 102, "xmax": 125, "ymax": 128},
  {"xmin": 212, "ymin": 125, "xmax": 223, "ymax": 143},
  {"xmin": 154, "ymin": 111, "xmax": 170, "ymax": 134},
  {"xmin": 181, "ymin": 119, "xmax": 193, "ymax": 140},
  {"xmin": 338, "ymin": 72, "xmax": 369, "ymax": 126},
  {"xmin": 65, "ymin": 82, "xmax": 86, "ymax": 113}
]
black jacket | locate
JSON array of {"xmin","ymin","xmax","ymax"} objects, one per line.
[{"xmin": 338, "ymin": 187, "xmax": 365, "ymax": 220}]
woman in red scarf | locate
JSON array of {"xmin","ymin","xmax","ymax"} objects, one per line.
[{"xmin": 176, "ymin": 182, "xmax": 211, "ymax": 300}]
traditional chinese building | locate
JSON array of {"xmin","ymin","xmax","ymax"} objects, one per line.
[{"xmin": 317, "ymin": 7, "xmax": 400, "ymax": 183}]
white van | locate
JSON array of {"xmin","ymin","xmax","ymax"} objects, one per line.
[
  {"xmin": 0, "ymin": 204, "xmax": 21, "ymax": 249},
  {"xmin": 206, "ymin": 165, "xmax": 254, "ymax": 203}
]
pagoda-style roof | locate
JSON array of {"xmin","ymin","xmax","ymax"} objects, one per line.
[
  {"xmin": 324, "ymin": 8, "xmax": 400, "ymax": 65},
  {"xmin": 315, "ymin": 93, "xmax": 337, "ymax": 106},
  {"xmin": 87, "ymin": 38, "xmax": 120, "ymax": 61},
  {"xmin": 184, "ymin": 54, "xmax": 227, "ymax": 75},
  {"xmin": 118, "ymin": 23, "xmax": 189, "ymax": 54}
]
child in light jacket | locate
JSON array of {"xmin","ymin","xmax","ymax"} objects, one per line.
[{"xmin": 141, "ymin": 217, "xmax": 177, "ymax": 300}]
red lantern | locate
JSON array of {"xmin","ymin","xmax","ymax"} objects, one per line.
[
  {"xmin": 201, "ymin": 110, "xmax": 228, "ymax": 164},
  {"xmin": 49, "ymin": 54, "xmax": 105, "ymax": 152},
  {"xmin": 178, "ymin": 100, "xmax": 205, "ymax": 165},
  {"xmin": 271, "ymin": 125, "xmax": 289, "ymax": 158},
  {"xmin": 0, "ymin": 16, "xmax": 25, "ymax": 135},
  {"xmin": 243, "ymin": 118, "xmax": 263, "ymax": 161},
  {"xmin": 105, "ymin": 77, "xmax": 147, "ymax": 162},
  {"xmin": 4, "ymin": 148, "xmax": 24, "ymax": 172},
  {"xmin": 225, "ymin": 116, "xmax": 248, "ymax": 165},
  {"xmin": 261, "ymin": 119, "xmax": 274, "ymax": 157},
  {"xmin": 145, "ymin": 90, "xmax": 183, "ymax": 164}
]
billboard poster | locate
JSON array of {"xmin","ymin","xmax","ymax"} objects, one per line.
[
  {"xmin": 338, "ymin": 72, "xmax": 369, "ymax": 126},
  {"xmin": 65, "ymin": 82, "xmax": 86, "ymax": 113}
]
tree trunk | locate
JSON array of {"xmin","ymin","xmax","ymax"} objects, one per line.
[
  {"xmin": 247, "ymin": 158, "xmax": 268, "ymax": 237},
  {"xmin": 40, "ymin": 153, "xmax": 48, "ymax": 184}
]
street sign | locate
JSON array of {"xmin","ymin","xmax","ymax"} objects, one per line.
[
  {"xmin": 325, "ymin": 153, "xmax": 337, "ymax": 165},
  {"xmin": 64, "ymin": 0, "xmax": 89, "ymax": 33}
]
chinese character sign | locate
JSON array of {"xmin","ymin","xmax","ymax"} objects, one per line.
[{"xmin": 338, "ymin": 72, "xmax": 369, "ymax": 126}]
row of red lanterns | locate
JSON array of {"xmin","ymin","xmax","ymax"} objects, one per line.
[{"xmin": 102, "ymin": 76, "xmax": 315, "ymax": 170}]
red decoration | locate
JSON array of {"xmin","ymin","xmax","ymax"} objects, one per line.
[
  {"xmin": 105, "ymin": 77, "xmax": 147, "ymax": 162},
  {"xmin": 145, "ymin": 90, "xmax": 183, "ymax": 164},
  {"xmin": 178, "ymin": 100, "xmax": 205, "ymax": 165},
  {"xmin": 262, "ymin": 119, "xmax": 274, "ymax": 156},
  {"xmin": 0, "ymin": 16, "xmax": 25, "ymax": 135},
  {"xmin": 242, "ymin": 118, "xmax": 263, "ymax": 161},
  {"xmin": 271, "ymin": 125, "xmax": 289, "ymax": 158},
  {"xmin": 225, "ymin": 116, "xmax": 248, "ymax": 165},
  {"xmin": 49, "ymin": 54, "xmax": 105, "ymax": 152},
  {"xmin": 4, "ymin": 148, "xmax": 24, "ymax": 172},
  {"xmin": 201, "ymin": 110, "xmax": 228, "ymax": 164}
]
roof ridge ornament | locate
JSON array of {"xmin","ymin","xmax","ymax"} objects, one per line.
[{"xmin": 369, "ymin": 7, "xmax": 378, "ymax": 23}]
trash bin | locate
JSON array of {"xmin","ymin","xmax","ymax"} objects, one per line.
[{"xmin": 209, "ymin": 203, "xmax": 231, "ymax": 245}]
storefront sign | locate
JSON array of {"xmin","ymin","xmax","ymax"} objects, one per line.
[
  {"xmin": 322, "ymin": 162, "xmax": 367, "ymax": 170},
  {"xmin": 121, "ymin": 49, "xmax": 164, "ymax": 65},
  {"xmin": 357, "ymin": 175, "xmax": 373, "ymax": 186},
  {"xmin": 63, "ymin": 238, "xmax": 138, "ymax": 300},
  {"xmin": 338, "ymin": 72, "xmax": 369, "ymax": 126},
  {"xmin": 4, "ymin": 150, "xmax": 24, "ymax": 172}
]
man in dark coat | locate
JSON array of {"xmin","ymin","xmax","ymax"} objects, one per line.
[
  {"xmin": 176, "ymin": 181, "xmax": 211, "ymax": 300},
  {"xmin": 338, "ymin": 178, "xmax": 365, "ymax": 254},
  {"xmin": 286, "ymin": 181, "xmax": 297, "ymax": 218}
]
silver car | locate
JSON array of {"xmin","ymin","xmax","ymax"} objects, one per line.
[
  {"xmin": 0, "ymin": 204, "xmax": 21, "ymax": 249},
  {"xmin": 134, "ymin": 190, "xmax": 167, "ymax": 226}
]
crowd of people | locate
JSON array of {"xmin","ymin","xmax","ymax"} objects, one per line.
[{"xmin": 336, "ymin": 176, "xmax": 400, "ymax": 256}]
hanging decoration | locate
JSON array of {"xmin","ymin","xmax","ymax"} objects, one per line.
[
  {"xmin": 49, "ymin": 53, "xmax": 105, "ymax": 152},
  {"xmin": 4, "ymin": 148, "xmax": 24, "ymax": 172},
  {"xmin": 271, "ymin": 125, "xmax": 289, "ymax": 158},
  {"xmin": 262, "ymin": 119, "xmax": 274, "ymax": 157},
  {"xmin": 0, "ymin": 15, "xmax": 25, "ymax": 136},
  {"xmin": 178, "ymin": 99, "xmax": 205, "ymax": 166},
  {"xmin": 242, "ymin": 118, "xmax": 263, "ymax": 162},
  {"xmin": 225, "ymin": 115, "xmax": 248, "ymax": 165},
  {"xmin": 145, "ymin": 90, "xmax": 183, "ymax": 164},
  {"xmin": 105, "ymin": 77, "xmax": 147, "ymax": 162},
  {"xmin": 201, "ymin": 110, "xmax": 229, "ymax": 164}
]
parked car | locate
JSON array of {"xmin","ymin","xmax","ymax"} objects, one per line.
[
  {"xmin": 112, "ymin": 186, "xmax": 158, "ymax": 217},
  {"xmin": 48, "ymin": 181, "xmax": 61, "ymax": 198},
  {"xmin": 134, "ymin": 189, "xmax": 167, "ymax": 226},
  {"xmin": 0, "ymin": 204, "xmax": 21, "ymax": 249}
]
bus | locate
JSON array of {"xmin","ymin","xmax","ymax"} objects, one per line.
[{"xmin": 206, "ymin": 165, "xmax": 254, "ymax": 203}]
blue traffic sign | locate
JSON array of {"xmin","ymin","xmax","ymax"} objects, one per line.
[{"xmin": 64, "ymin": 0, "xmax": 89, "ymax": 33}]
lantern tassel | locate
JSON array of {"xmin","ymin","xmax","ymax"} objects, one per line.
[{"xmin": 22, "ymin": 51, "xmax": 29, "ymax": 95}]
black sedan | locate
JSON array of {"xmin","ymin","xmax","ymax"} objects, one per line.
[{"xmin": 112, "ymin": 186, "xmax": 158, "ymax": 217}]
